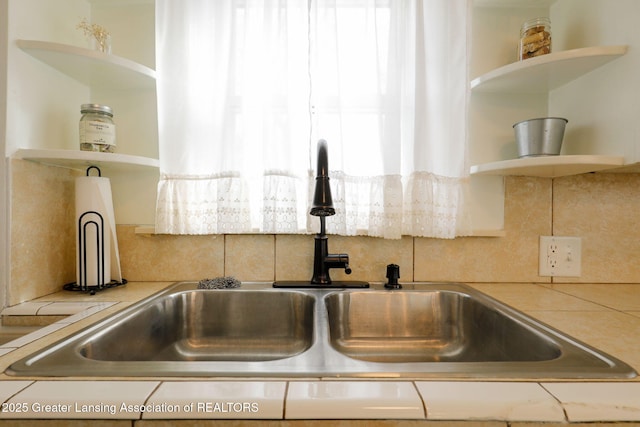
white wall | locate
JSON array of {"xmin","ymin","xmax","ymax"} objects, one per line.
[
  {"xmin": 550, "ymin": 0, "xmax": 640, "ymax": 163},
  {"xmin": 5, "ymin": 0, "xmax": 90, "ymax": 155},
  {"xmin": 1, "ymin": 0, "xmax": 9, "ymax": 307},
  {"xmin": 467, "ymin": 3, "xmax": 551, "ymax": 233}
]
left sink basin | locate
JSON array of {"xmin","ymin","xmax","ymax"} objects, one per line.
[{"xmin": 81, "ymin": 288, "xmax": 315, "ymax": 362}]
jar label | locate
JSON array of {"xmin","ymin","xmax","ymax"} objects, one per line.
[{"xmin": 79, "ymin": 120, "xmax": 116, "ymax": 146}]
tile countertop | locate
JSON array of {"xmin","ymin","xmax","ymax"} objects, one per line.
[{"xmin": 0, "ymin": 281, "xmax": 638, "ymax": 423}]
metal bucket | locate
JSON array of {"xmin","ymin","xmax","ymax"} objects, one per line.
[{"xmin": 513, "ymin": 117, "xmax": 568, "ymax": 158}]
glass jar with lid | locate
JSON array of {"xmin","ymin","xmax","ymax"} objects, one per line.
[
  {"xmin": 519, "ymin": 17, "xmax": 551, "ymax": 61},
  {"xmin": 79, "ymin": 104, "xmax": 116, "ymax": 153}
]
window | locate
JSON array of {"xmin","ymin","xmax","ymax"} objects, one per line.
[{"xmin": 156, "ymin": 0, "xmax": 471, "ymax": 238}]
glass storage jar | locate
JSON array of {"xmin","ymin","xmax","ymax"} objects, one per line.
[
  {"xmin": 79, "ymin": 104, "xmax": 116, "ymax": 152},
  {"xmin": 519, "ymin": 17, "xmax": 551, "ymax": 61}
]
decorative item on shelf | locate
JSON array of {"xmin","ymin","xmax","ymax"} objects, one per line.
[
  {"xmin": 64, "ymin": 166, "xmax": 126, "ymax": 295},
  {"xmin": 513, "ymin": 117, "xmax": 568, "ymax": 158},
  {"xmin": 77, "ymin": 18, "xmax": 111, "ymax": 54},
  {"xmin": 79, "ymin": 104, "xmax": 116, "ymax": 153},
  {"xmin": 519, "ymin": 17, "xmax": 551, "ymax": 60}
]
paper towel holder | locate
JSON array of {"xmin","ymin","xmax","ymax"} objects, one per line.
[
  {"xmin": 63, "ymin": 166, "xmax": 127, "ymax": 295},
  {"xmin": 78, "ymin": 209, "xmax": 106, "ymax": 290},
  {"xmin": 86, "ymin": 165, "xmax": 101, "ymax": 177}
]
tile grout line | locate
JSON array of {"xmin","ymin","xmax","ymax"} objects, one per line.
[
  {"xmin": 538, "ymin": 382, "xmax": 569, "ymax": 423},
  {"xmin": 139, "ymin": 381, "xmax": 164, "ymax": 421},
  {"xmin": 411, "ymin": 381, "xmax": 428, "ymax": 419},
  {"xmin": 541, "ymin": 284, "xmax": 640, "ymax": 316},
  {"xmin": 273, "ymin": 234, "xmax": 277, "ymax": 282},
  {"xmin": 0, "ymin": 380, "xmax": 35, "ymax": 408},
  {"xmin": 281, "ymin": 381, "xmax": 290, "ymax": 419},
  {"xmin": 33, "ymin": 302, "xmax": 54, "ymax": 315}
]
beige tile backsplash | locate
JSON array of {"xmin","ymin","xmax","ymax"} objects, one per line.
[
  {"xmin": 415, "ymin": 176, "xmax": 553, "ymax": 283},
  {"xmin": 9, "ymin": 160, "xmax": 76, "ymax": 306},
  {"xmin": 552, "ymin": 173, "xmax": 640, "ymax": 284},
  {"xmin": 8, "ymin": 159, "xmax": 640, "ymax": 305}
]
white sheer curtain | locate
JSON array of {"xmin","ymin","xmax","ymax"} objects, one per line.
[{"xmin": 155, "ymin": 0, "xmax": 471, "ymax": 239}]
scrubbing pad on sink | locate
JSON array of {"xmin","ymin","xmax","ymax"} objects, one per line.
[{"xmin": 197, "ymin": 276, "xmax": 241, "ymax": 289}]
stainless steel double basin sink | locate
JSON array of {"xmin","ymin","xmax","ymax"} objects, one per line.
[{"xmin": 7, "ymin": 282, "xmax": 636, "ymax": 378}]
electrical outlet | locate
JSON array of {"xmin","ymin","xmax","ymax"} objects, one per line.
[{"xmin": 539, "ymin": 236, "xmax": 582, "ymax": 277}]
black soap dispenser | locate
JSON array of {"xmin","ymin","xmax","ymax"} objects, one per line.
[{"xmin": 385, "ymin": 264, "xmax": 402, "ymax": 289}]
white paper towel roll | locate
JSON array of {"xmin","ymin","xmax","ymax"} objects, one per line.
[{"xmin": 75, "ymin": 175, "xmax": 122, "ymax": 287}]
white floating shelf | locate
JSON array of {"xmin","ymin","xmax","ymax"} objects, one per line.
[
  {"xmin": 16, "ymin": 39, "xmax": 156, "ymax": 89},
  {"xmin": 471, "ymin": 45, "xmax": 627, "ymax": 93},
  {"xmin": 14, "ymin": 149, "xmax": 159, "ymax": 173},
  {"xmin": 470, "ymin": 155, "xmax": 625, "ymax": 178}
]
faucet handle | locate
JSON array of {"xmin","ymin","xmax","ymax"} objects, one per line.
[
  {"xmin": 325, "ymin": 253, "xmax": 351, "ymax": 274},
  {"xmin": 344, "ymin": 263, "xmax": 352, "ymax": 275}
]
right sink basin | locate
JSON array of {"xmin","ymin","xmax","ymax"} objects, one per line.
[{"xmin": 325, "ymin": 290, "xmax": 561, "ymax": 363}]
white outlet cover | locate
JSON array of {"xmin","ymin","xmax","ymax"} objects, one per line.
[{"xmin": 539, "ymin": 236, "xmax": 582, "ymax": 277}]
